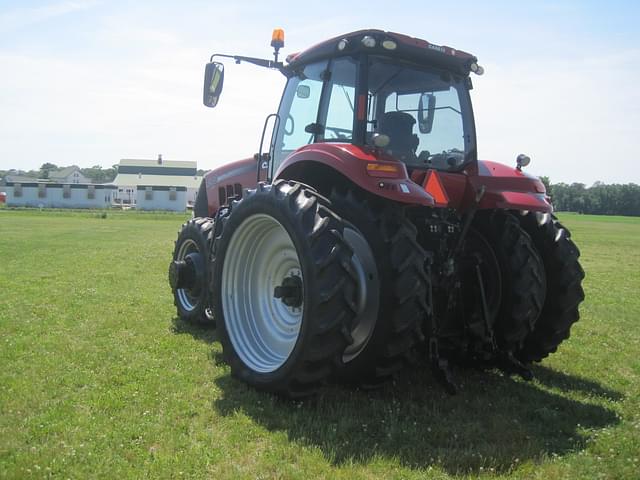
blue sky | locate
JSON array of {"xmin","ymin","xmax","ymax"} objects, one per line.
[{"xmin": 1, "ymin": 0, "xmax": 638, "ymax": 184}]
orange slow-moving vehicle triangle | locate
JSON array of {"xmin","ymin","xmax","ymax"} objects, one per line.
[{"xmin": 424, "ymin": 170, "xmax": 449, "ymax": 206}]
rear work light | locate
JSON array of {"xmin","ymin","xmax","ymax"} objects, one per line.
[
  {"xmin": 470, "ymin": 62, "xmax": 485, "ymax": 75},
  {"xmin": 382, "ymin": 39, "xmax": 397, "ymax": 50},
  {"xmin": 361, "ymin": 36, "xmax": 376, "ymax": 48}
]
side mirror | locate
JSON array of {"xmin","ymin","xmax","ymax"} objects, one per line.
[
  {"xmin": 418, "ymin": 93, "xmax": 436, "ymax": 134},
  {"xmin": 203, "ymin": 62, "xmax": 224, "ymax": 108}
]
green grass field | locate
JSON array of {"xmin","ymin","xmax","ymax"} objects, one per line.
[{"xmin": 0, "ymin": 210, "xmax": 638, "ymax": 479}]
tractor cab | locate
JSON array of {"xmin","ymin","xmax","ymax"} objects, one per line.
[
  {"xmin": 204, "ymin": 30, "xmax": 484, "ymax": 181},
  {"xmin": 272, "ymin": 31, "xmax": 481, "ymax": 176}
]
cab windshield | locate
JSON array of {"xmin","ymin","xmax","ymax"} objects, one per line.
[
  {"xmin": 271, "ymin": 55, "xmax": 476, "ymax": 174},
  {"xmin": 367, "ymin": 56, "xmax": 475, "ymax": 171}
]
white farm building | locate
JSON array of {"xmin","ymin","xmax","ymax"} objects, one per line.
[
  {"xmin": 111, "ymin": 156, "xmax": 202, "ymax": 211},
  {"xmin": 1, "ymin": 156, "xmax": 203, "ymax": 211},
  {"xmin": 1, "ymin": 170, "xmax": 115, "ymax": 209},
  {"xmin": 48, "ymin": 166, "xmax": 92, "ymax": 184},
  {"xmin": 2, "ymin": 181, "xmax": 116, "ymax": 209}
]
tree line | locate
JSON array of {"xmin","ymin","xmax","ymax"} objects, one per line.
[
  {"xmin": 541, "ymin": 177, "xmax": 640, "ymax": 216},
  {"xmin": 1, "ymin": 163, "xmax": 117, "ymax": 184},
  {"xmin": 2, "ymin": 163, "xmax": 207, "ymax": 184}
]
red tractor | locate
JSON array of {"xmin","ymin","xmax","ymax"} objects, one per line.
[{"xmin": 168, "ymin": 29, "xmax": 584, "ymax": 396}]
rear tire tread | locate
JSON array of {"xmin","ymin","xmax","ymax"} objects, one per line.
[
  {"xmin": 330, "ymin": 188, "xmax": 430, "ymax": 386},
  {"xmin": 517, "ymin": 213, "xmax": 585, "ymax": 362},
  {"xmin": 474, "ymin": 212, "xmax": 546, "ymax": 351}
]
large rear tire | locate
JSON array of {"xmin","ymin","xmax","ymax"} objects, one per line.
[
  {"xmin": 211, "ymin": 181, "xmax": 358, "ymax": 397},
  {"xmin": 329, "ymin": 189, "xmax": 430, "ymax": 386},
  {"xmin": 517, "ymin": 212, "xmax": 585, "ymax": 362},
  {"xmin": 169, "ymin": 218, "xmax": 215, "ymax": 326},
  {"xmin": 473, "ymin": 212, "xmax": 546, "ymax": 352}
]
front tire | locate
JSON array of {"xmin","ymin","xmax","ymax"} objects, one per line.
[
  {"xmin": 212, "ymin": 181, "xmax": 358, "ymax": 397},
  {"xmin": 169, "ymin": 218, "xmax": 215, "ymax": 326}
]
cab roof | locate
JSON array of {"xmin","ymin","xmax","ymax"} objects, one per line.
[{"xmin": 285, "ymin": 29, "xmax": 478, "ymax": 76}]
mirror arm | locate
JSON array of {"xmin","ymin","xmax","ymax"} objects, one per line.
[{"xmin": 210, "ymin": 53, "xmax": 284, "ymax": 71}]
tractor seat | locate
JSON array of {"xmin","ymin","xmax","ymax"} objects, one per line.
[{"xmin": 377, "ymin": 111, "xmax": 420, "ymax": 164}]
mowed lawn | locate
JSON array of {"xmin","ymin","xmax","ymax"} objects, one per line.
[{"xmin": 0, "ymin": 209, "xmax": 638, "ymax": 479}]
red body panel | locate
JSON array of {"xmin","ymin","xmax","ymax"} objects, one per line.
[
  {"xmin": 275, "ymin": 143, "xmax": 436, "ymax": 207},
  {"xmin": 463, "ymin": 160, "xmax": 551, "ymax": 212},
  {"xmin": 412, "ymin": 160, "xmax": 551, "ymax": 213},
  {"xmin": 202, "ymin": 147, "xmax": 551, "ymax": 215},
  {"xmin": 203, "ymin": 157, "xmax": 264, "ymax": 213}
]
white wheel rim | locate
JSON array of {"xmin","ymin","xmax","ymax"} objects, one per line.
[
  {"xmin": 221, "ymin": 214, "xmax": 303, "ymax": 373},
  {"xmin": 176, "ymin": 238, "xmax": 199, "ymax": 312}
]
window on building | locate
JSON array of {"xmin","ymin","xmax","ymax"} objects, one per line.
[
  {"xmin": 14, "ymin": 183, "xmax": 22, "ymax": 197},
  {"xmin": 63, "ymin": 184, "xmax": 71, "ymax": 199},
  {"xmin": 87, "ymin": 185, "xmax": 95, "ymax": 199},
  {"xmin": 145, "ymin": 187, "xmax": 153, "ymax": 200},
  {"xmin": 38, "ymin": 183, "xmax": 47, "ymax": 198},
  {"xmin": 169, "ymin": 187, "xmax": 177, "ymax": 201}
]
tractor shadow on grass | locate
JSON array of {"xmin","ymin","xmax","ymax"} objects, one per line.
[
  {"xmin": 211, "ymin": 360, "xmax": 620, "ymax": 475},
  {"xmin": 169, "ymin": 319, "xmax": 621, "ymax": 474},
  {"xmin": 171, "ymin": 317, "xmax": 218, "ymax": 344}
]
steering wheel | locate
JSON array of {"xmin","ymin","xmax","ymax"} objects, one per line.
[
  {"xmin": 284, "ymin": 114, "xmax": 295, "ymax": 136},
  {"xmin": 324, "ymin": 126, "xmax": 351, "ymax": 140}
]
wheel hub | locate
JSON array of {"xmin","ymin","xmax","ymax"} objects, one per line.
[
  {"xmin": 171, "ymin": 236, "xmax": 207, "ymax": 313},
  {"xmin": 274, "ymin": 274, "xmax": 303, "ymax": 308},
  {"xmin": 169, "ymin": 252, "xmax": 203, "ymax": 290}
]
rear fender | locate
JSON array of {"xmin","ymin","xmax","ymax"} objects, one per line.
[
  {"xmin": 463, "ymin": 160, "xmax": 552, "ymax": 213},
  {"xmin": 275, "ymin": 143, "xmax": 435, "ymax": 206},
  {"xmin": 410, "ymin": 160, "xmax": 553, "ymax": 213}
]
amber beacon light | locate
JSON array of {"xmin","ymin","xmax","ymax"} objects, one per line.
[{"xmin": 271, "ymin": 28, "xmax": 285, "ymax": 62}]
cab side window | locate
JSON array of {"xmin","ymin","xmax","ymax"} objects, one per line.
[
  {"xmin": 281, "ymin": 62, "xmax": 326, "ymax": 153},
  {"xmin": 322, "ymin": 57, "xmax": 357, "ymax": 142}
]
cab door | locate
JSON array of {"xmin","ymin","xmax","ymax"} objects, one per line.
[
  {"xmin": 270, "ymin": 61, "xmax": 327, "ymax": 176},
  {"xmin": 270, "ymin": 56, "xmax": 359, "ymax": 177}
]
